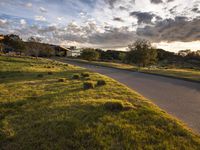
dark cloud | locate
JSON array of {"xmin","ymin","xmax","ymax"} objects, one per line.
[
  {"xmin": 104, "ymin": 0, "xmax": 135, "ymax": 9},
  {"xmin": 192, "ymin": 7, "xmax": 200, "ymax": 13},
  {"xmin": 88, "ymin": 27, "xmax": 137, "ymax": 48},
  {"xmin": 113, "ymin": 17, "xmax": 124, "ymax": 22},
  {"xmin": 136, "ymin": 17, "xmax": 200, "ymax": 42},
  {"xmin": 119, "ymin": 6, "xmax": 128, "ymax": 11},
  {"xmin": 169, "ymin": 5, "xmax": 178, "ymax": 15},
  {"xmin": 130, "ymin": 11, "xmax": 156, "ymax": 24},
  {"xmin": 150, "ymin": 0, "xmax": 163, "ymax": 4},
  {"xmin": 104, "ymin": 0, "xmax": 118, "ymax": 8},
  {"xmin": 167, "ymin": 0, "xmax": 175, "ymax": 2}
]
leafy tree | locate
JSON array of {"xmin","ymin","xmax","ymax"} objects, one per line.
[
  {"xmin": 127, "ymin": 39, "xmax": 157, "ymax": 67},
  {"xmin": 81, "ymin": 48, "xmax": 100, "ymax": 61},
  {"xmin": 3, "ymin": 34, "xmax": 26, "ymax": 54}
]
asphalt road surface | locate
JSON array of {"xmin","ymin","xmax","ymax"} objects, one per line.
[{"xmin": 57, "ymin": 59, "xmax": 200, "ymax": 134}]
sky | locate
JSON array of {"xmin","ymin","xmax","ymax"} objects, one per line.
[{"xmin": 0, "ymin": 0, "xmax": 200, "ymax": 52}]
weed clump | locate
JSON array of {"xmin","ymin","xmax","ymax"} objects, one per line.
[
  {"xmin": 58, "ymin": 78, "xmax": 66, "ymax": 82},
  {"xmin": 104, "ymin": 101, "xmax": 124, "ymax": 111},
  {"xmin": 83, "ymin": 82, "xmax": 94, "ymax": 90},
  {"xmin": 96, "ymin": 80, "xmax": 106, "ymax": 86},
  {"xmin": 72, "ymin": 74, "xmax": 80, "ymax": 79}
]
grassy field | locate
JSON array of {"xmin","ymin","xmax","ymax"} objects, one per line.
[
  {"xmin": 61, "ymin": 58, "xmax": 200, "ymax": 82},
  {"xmin": 0, "ymin": 56, "xmax": 200, "ymax": 149}
]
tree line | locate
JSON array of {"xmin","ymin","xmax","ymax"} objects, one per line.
[{"xmin": 1, "ymin": 34, "xmax": 200, "ymax": 68}]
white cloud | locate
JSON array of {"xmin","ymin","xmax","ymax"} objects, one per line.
[
  {"xmin": 35, "ymin": 16, "xmax": 46, "ymax": 21},
  {"xmin": 25, "ymin": 3, "xmax": 32, "ymax": 8},
  {"xmin": 57, "ymin": 17, "xmax": 64, "ymax": 21},
  {"xmin": 20, "ymin": 19, "xmax": 26, "ymax": 25}
]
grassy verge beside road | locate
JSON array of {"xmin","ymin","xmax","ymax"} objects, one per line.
[
  {"xmin": 57, "ymin": 57, "xmax": 200, "ymax": 82},
  {"xmin": 0, "ymin": 56, "xmax": 200, "ymax": 149}
]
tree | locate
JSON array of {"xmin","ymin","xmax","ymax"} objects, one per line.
[
  {"xmin": 3, "ymin": 34, "xmax": 26, "ymax": 54},
  {"xmin": 81, "ymin": 48, "xmax": 100, "ymax": 61},
  {"xmin": 127, "ymin": 39, "xmax": 157, "ymax": 67}
]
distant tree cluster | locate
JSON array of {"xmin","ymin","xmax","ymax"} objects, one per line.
[
  {"xmin": 178, "ymin": 50, "xmax": 200, "ymax": 60},
  {"xmin": 2, "ymin": 34, "xmax": 26, "ymax": 54},
  {"xmin": 81, "ymin": 48, "xmax": 100, "ymax": 61},
  {"xmin": 1, "ymin": 34, "xmax": 54, "ymax": 57},
  {"xmin": 97, "ymin": 50, "xmax": 126, "ymax": 62}
]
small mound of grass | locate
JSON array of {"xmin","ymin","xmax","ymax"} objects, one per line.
[
  {"xmin": 58, "ymin": 78, "xmax": 66, "ymax": 82},
  {"xmin": 96, "ymin": 80, "xmax": 106, "ymax": 86},
  {"xmin": 104, "ymin": 101, "xmax": 135, "ymax": 112},
  {"xmin": 81, "ymin": 72, "xmax": 90, "ymax": 78},
  {"xmin": 72, "ymin": 74, "xmax": 80, "ymax": 79},
  {"xmin": 83, "ymin": 82, "xmax": 95, "ymax": 90}
]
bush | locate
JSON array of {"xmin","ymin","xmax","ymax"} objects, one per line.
[
  {"xmin": 96, "ymin": 80, "xmax": 106, "ymax": 86},
  {"xmin": 83, "ymin": 82, "xmax": 94, "ymax": 90},
  {"xmin": 104, "ymin": 101, "xmax": 124, "ymax": 111},
  {"xmin": 72, "ymin": 74, "xmax": 80, "ymax": 79},
  {"xmin": 58, "ymin": 78, "xmax": 66, "ymax": 82},
  {"xmin": 81, "ymin": 72, "xmax": 90, "ymax": 78},
  {"xmin": 37, "ymin": 74, "xmax": 44, "ymax": 78}
]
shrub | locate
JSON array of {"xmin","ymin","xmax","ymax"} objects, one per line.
[
  {"xmin": 47, "ymin": 72, "xmax": 53, "ymax": 75},
  {"xmin": 81, "ymin": 72, "xmax": 90, "ymax": 78},
  {"xmin": 104, "ymin": 101, "xmax": 124, "ymax": 111},
  {"xmin": 83, "ymin": 82, "xmax": 94, "ymax": 90},
  {"xmin": 72, "ymin": 74, "xmax": 80, "ymax": 79},
  {"xmin": 37, "ymin": 74, "xmax": 44, "ymax": 78},
  {"xmin": 58, "ymin": 78, "xmax": 66, "ymax": 82},
  {"xmin": 96, "ymin": 80, "xmax": 106, "ymax": 86}
]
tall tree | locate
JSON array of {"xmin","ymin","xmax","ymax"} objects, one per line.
[{"xmin": 127, "ymin": 39, "xmax": 157, "ymax": 67}]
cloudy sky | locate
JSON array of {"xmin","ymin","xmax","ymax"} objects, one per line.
[{"xmin": 0, "ymin": 0, "xmax": 200, "ymax": 52}]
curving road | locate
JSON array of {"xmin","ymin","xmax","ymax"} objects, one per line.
[{"xmin": 57, "ymin": 59, "xmax": 200, "ymax": 133}]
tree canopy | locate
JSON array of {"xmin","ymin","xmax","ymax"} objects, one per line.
[{"xmin": 127, "ymin": 39, "xmax": 158, "ymax": 67}]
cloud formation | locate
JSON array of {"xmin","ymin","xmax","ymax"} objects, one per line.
[
  {"xmin": 0, "ymin": 0, "xmax": 200, "ymax": 51},
  {"xmin": 137, "ymin": 17, "xmax": 200, "ymax": 42}
]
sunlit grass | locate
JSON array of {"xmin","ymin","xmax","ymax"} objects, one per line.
[{"xmin": 0, "ymin": 56, "xmax": 200, "ymax": 149}]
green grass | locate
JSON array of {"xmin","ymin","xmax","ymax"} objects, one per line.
[
  {"xmin": 0, "ymin": 56, "xmax": 200, "ymax": 149},
  {"xmin": 60, "ymin": 58, "xmax": 200, "ymax": 82}
]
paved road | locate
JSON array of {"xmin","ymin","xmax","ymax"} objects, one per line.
[{"xmin": 58, "ymin": 59, "xmax": 200, "ymax": 133}]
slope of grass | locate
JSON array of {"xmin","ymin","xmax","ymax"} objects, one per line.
[
  {"xmin": 61, "ymin": 58, "xmax": 200, "ymax": 82},
  {"xmin": 0, "ymin": 56, "xmax": 200, "ymax": 150}
]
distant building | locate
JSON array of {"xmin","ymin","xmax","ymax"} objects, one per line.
[
  {"xmin": 54, "ymin": 46, "xmax": 82, "ymax": 57},
  {"xmin": 66, "ymin": 47, "xmax": 82, "ymax": 57}
]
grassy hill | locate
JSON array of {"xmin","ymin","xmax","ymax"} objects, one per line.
[{"xmin": 0, "ymin": 56, "xmax": 200, "ymax": 149}]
